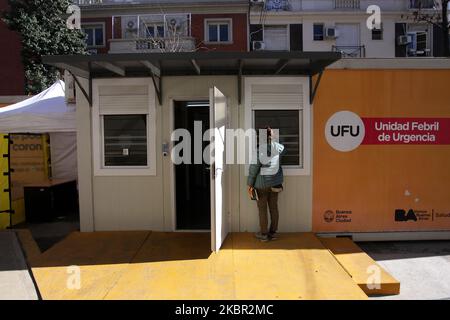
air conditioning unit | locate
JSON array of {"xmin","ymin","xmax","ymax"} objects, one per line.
[
  {"xmin": 252, "ymin": 41, "xmax": 266, "ymax": 51},
  {"xmin": 325, "ymin": 27, "xmax": 338, "ymax": 39},
  {"xmin": 407, "ymin": 31, "xmax": 428, "ymax": 56},
  {"xmin": 250, "ymin": 0, "xmax": 265, "ymax": 5},
  {"xmin": 397, "ymin": 35, "xmax": 411, "ymax": 45}
]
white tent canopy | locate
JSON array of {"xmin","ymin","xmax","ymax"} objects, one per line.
[
  {"xmin": 0, "ymin": 80, "xmax": 77, "ymax": 181},
  {"xmin": 0, "ymin": 80, "xmax": 75, "ymax": 133}
]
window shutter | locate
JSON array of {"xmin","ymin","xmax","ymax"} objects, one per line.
[
  {"xmin": 290, "ymin": 24, "xmax": 303, "ymax": 51},
  {"xmin": 264, "ymin": 26, "xmax": 288, "ymax": 51},
  {"xmin": 251, "ymin": 84, "xmax": 303, "ymax": 110},
  {"xmin": 98, "ymin": 85, "xmax": 149, "ymax": 114}
]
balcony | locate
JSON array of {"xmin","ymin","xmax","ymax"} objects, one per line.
[
  {"xmin": 109, "ymin": 14, "xmax": 195, "ymax": 53},
  {"xmin": 332, "ymin": 45, "xmax": 366, "ymax": 58},
  {"xmin": 73, "ymin": 0, "xmax": 104, "ymax": 4},
  {"xmin": 265, "ymin": 0, "xmax": 291, "ymax": 11},
  {"xmin": 408, "ymin": 0, "xmax": 438, "ymax": 10},
  {"xmin": 109, "ymin": 37, "xmax": 196, "ymax": 53},
  {"xmin": 334, "ymin": 0, "xmax": 360, "ymax": 9}
]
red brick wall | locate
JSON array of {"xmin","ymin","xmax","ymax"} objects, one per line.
[
  {"xmin": 191, "ymin": 13, "xmax": 248, "ymax": 52},
  {"xmin": 81, "ymin": 17, "xmax": 113, "ymax": 54},
  {"xmin": 0, "ymin": 0, "xmax": 25, "ymax": 95}
]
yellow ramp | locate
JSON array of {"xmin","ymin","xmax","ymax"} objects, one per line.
[
  {"xmin": 22, "ymin": 231, "xmax": 150, "ymax": 300},
  {"xmin": 320, "ymin": 237, "xmax": 400, "ymax": 296},
  {"xmin": 19, "ymin": 231, "xmax": 368, "ymax": 300},
  {"xmin": 231, "ymin": 233, "xmax": 367, "ymax": 300},
  {"xmin": 107, "ymin": 232, "xmax": 366, "ymax": 300},
  {"xmin": 105, "ymin": 232, "xmax": 236, "ymax": 300}
]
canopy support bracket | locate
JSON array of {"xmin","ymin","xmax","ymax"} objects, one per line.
[
  {"xmin": 69, "ymin": 70, "xmax": 92, "ymax": 107},
  {"xmin": 309, "ymin": 70, "xmax": 324, "ymax": 105},
  {"xmin": 151, "ymin": 72, "xmax": 162, "ymax": 106}
]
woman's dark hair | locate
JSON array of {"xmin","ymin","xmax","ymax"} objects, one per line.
[{"xmin": 266, "ymin": 126, "xmax": 273, "ymax": 139}]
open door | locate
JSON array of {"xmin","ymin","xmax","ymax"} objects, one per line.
[{"xmin": 210, "ymin": 87, "xmax": 229, "ymax": 252}]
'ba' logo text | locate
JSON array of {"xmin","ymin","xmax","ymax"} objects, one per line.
[{"xmin": 395, "ymin": 209, "xmax": 418, "ymax": 222}]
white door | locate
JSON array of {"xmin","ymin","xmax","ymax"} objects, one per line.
[
  {"xmin": 336, "ymin": 24, "xmax": 361, "ymax": 57},
  {"xmin": 209, "ymin": 87, "xmax": 229, "ymax": 252}
]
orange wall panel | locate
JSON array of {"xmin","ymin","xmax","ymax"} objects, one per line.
[{"xmin": 313, "ymin": 70, "xmax": 450, "ymax": 233}]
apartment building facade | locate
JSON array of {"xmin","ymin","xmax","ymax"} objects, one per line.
[
  {"xmin": 249, "ymin": 0, "xmax": 448, "ymax": 58},
  {"xmin": 1, "ymin": 0, "xmax": 447, "ymax": 99},
  {"xmin": 76, "ymin": 0, "xmax": 250, "ymax": 54}
]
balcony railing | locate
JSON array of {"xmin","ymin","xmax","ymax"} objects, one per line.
[
  {"xmin": 109, "ymin": 37, "xmax": 196, "ymax": 53},
  {"xmin": 109, "ymin": 14, "xmax": 194, "ymax": 53},
  {"xmin": 408, "ymin": 0, "xmax": 438, "ymax": 9},
  {"xmin": 332, "ymin": 45, "xmax": 366, "ymax": 58},
  {"xmin": 265, "ymin": 0, "xmax": 291, "ymax": 11},
  {"xmin": 334, "ymin": 0, "xmax": 360, "ymax": 9},
  {"xmin": 113, "ymin": 14, "xmax": 191, "ymax": 39},
  {"xmin": 72, "ymin": 0, "xmax": 103, "ymax": 5}
]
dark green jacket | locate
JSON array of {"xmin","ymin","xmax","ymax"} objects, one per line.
[{"xmin": 247, "ymin": 141, "xmax": 285, "ymax": 190}]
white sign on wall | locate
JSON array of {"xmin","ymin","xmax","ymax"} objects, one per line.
[{"xmin": 325, "ymin": 111, "xmax": 366, "ymax": 152}]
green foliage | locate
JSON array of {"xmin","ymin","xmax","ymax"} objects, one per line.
[{"xmin": 2, "ymin": 0, "xmax": 86, "ymax": 94}]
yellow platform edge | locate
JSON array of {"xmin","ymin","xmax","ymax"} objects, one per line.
[{"xmin": 319, "ymin": 237, "xmax": 400, "ymax": 296}]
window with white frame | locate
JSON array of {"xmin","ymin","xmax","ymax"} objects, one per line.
[
  {"xmin": 245, "ymin": 77, "xmax": 310, "ymax": 176},
  {"xmin": 254, "ymin": 110, "xmax": 301, "ymax": 166},
  {"xmin": 205, "ymin": 19, "xmax": 232, "ymax": 43},
  {"xmin": 103, "ymin": 115, "xmax": 148, "ymax": 166},
  {"xmin": 82, "ymin": 23, "xmax": 105, "ymax": 47},
  {"xmin": 93, "ymin": 79, "xmax": 156, "ymax": 176}
]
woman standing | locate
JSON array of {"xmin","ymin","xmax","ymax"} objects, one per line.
[{"xmin": 247, "ymin": 127, "xmax": 285, "ymax": 242}]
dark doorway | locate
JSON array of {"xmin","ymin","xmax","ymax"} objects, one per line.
[{"xmin": 174, "ymin": 101, "xmax": 211, "ymax": 230}]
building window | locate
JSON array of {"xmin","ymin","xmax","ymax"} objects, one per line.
[
  {"xmin": 254, "ymin": 110, "xmax": 301, "ymax": 166},
  {"xmin": 372, "ymin": 24, "xmax": 383, "ymax": 40},
  {"xmin": 103, "ymin": 115, "xmax": 148, "ymax": 167},
  {"xmin": 205, "ymin": 19, "xmax": 232, "ymax": 43},
  {"xmin": 145, "ymin": 23, "xmax": 165, "ymax": 38},
  {"xmin": 245, "ymin": 77, "xmax": 311, "ymax": 176},
  {"xmin": 82, "ymin": 24, "xmax": 105, "ymax": 47},
  {"xmin": 313, "ymin": 24, "xmax": 324, "ymax": 41},
  {"xmin": 93, "ymin": 78, "xmax": 156, "ymax": 176}
]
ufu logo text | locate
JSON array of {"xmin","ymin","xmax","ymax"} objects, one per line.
[
  {"xmin": 325, "ymin": 111, "xmax": 366, "ymax": 152},
  {"xmin": 330, "ymin": 125, "xmax": 361, "ymax": 137}
]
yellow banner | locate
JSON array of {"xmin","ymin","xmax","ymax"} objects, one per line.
[{"xmin": 0, "ymin": 134, "xmax": 11, "ymax": 229}]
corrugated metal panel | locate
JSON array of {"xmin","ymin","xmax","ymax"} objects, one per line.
[{"xmin": 251, "ymin": 84, "xmax": 303, "ymax": 109}]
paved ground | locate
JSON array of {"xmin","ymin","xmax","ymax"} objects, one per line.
[
  {"xmin": 16, "ymin": 213, "xmax": 80, "ymax": 252},
  {"xmin": 359, "ymin": 241, "xmax": 450, "ymax": 300},
  {"xmin": 19, "ymin": 232, "xmax": 367, "ymax": 300},
  {"xmin": 0, "ymin": 231, "xmax": 38, "ymax": 300}
]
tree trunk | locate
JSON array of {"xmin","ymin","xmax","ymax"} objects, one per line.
[{"xmin": 443, "ymin": 0, "xmax": 450, "ymax": 57}]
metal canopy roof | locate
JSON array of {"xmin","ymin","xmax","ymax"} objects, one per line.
[{"xmin": 42, "ymin": 51, "xmax": 341, "ymax": 105}]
